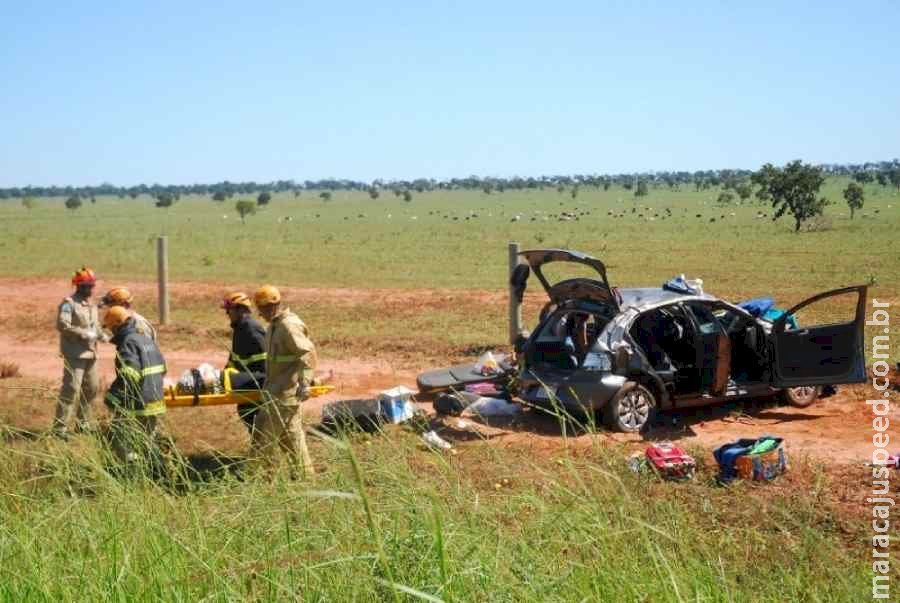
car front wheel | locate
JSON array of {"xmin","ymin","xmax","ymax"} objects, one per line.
[
  {"xmin": 782, "ymin": 386, "xmax": 821, "ymax": 408},
  {"xmin": 604, "ymin": 384, "xmax": 656, "ymax": 433}
]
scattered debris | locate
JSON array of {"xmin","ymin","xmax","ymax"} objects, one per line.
[
  {"xmin": 464, "ymin": 397, "xmax": 523, "ymax": 418},
  {"xmin": 422, "ymin": 430, "xmax": 452, "ymax": 451},
  {"xmin": 644, "ymin": 443, "xmax": 696, "ymax": 481},
  {"xmin": 377, "ymin": 386, "xmax": 417, "ymax": 424},
  {"xmin": 714, "ymin": 436, "xmax": 786, "ymax": 483}
]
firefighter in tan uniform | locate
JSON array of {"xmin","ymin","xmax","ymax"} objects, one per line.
[
  {"xmin": 252, "ymin": 285, "xmax": 316, "ymax": 476},
  {"xmin": 54, "ymin": 267, "xmax": 102, "ymax": 436},
  {"xmin": 99, "ymin": 287, "xmax": 157, "ymax": 341}
]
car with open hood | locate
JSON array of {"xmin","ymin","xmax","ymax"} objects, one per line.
[{"xmin": 419, "ymin": 249, "xmax": 868, "ymax": 433}]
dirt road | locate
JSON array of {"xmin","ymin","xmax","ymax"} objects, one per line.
[{"xmin": 0, "ymin": 277, "xmax": 896, "ymax": 463}]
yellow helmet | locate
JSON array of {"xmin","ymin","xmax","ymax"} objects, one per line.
[
  {"xmin": 100, "ymin": 287, "xmax": 133, "ymax": 308},
  {"xmin": 102, "ymin": 306, "xmax": 131, "ymax": 331},
  {"xmin": 222, "ymin": 291, "xmax": 252, "ymax": 310},
  {"xmin": 254, "ymin": 285, "xmax": 282, "ymax": 307}
]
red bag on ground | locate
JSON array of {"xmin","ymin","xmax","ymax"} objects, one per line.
[{"xmin": 645, "ymin": 443, "xmax": 696, "ymax": 481}]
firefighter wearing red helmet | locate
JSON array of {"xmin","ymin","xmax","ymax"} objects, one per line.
[{"xmin": 54, "ymin": 266, "xmax": 102, "ymax": 436}]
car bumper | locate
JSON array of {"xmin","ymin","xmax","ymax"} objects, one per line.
[{"xmin": 517, "ymin": 371, "xmax": 627, "ymax": 411}]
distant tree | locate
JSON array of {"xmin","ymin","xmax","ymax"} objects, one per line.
[
  {"xmin": 90, "ymin": 196, "xmax": 96, "ymax": 204},
  {"xmin": 293, "ymin": 190, "xmax": 301, "ymax": 198},
  {"xmin": 571, "ymin": 186, "xmax": 579, "ymax": 199},
  {"xmin": 876, "ymin": 172, "xmax": 889, "ymax": 187},
  {"xmin": 235, "ymin": 200, "xmax": 256, "ymax": 224},
  {"xmin": 212, "ymin": 191, "xmax": 227, "ymax": 202},
  {"xmin": 752, "ymin": 160, "xmax": 828, "ymax": 232},
  {"xmin": 403, "ymin": 190, "xmax": 413, "ymax": 202},
  {"xmin": 368, "ymin": 187, "xmax": 380, "ymax": 200},
  {"xmin": 155, "ymin": 193, "xmax": 175, "ymax": 208},
  {"xmin": 257, "ymin": 191, "xmax": 272, "ymax": 206},
  {"xmin": 128, "ymin": 191, "xmax": 139, "ymax": 199},
  {"xmin": 734, "ymin": 182, "xmax": 752, "ymax": 203},
  {"xmin": 890, "ymin": 168, "xmax": 900, "ymax": 189},
  {"xmin": 482, "ymin": 183, "xmax": 493, "ymax": 195},
  {"xmin": 21, "ymin": 196, "xmax": 36, "ymax": 210},
  {"xmin": 602, "ymin": 180, "xmax": 611, "ymax": 191},
  {"xmin": 319, "ymin": 191, "xmax": 332, "ymax": 202},
  {"xmin": 853, "ymin": 171, "xmax": 874, "ymax": 184},
  {"xmin": 623, "ymin": 180, "xmax": 634, "ymax": 191},
  {"xmin": 634, "ymin": 180, "xmax": 648, "ymax": 197},
  {"xmin": 843, "ymin": 182, "xmax": 864, "ymax": 219},
  {"xmin": 556, "ymin": 185, "xmax": 565, "ymax": 194},
  {"xmin": 65, "ymin": 196, "xmax": 82, "ymax": 210},
  {"xmin": 717, "ymin": 191, "xmax": 735, "ymax": 205}
]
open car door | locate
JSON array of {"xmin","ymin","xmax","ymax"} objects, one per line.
[
  {"xmin": 769, "ymin": 285, "xmax": 867, "ymax": 387},
  {"xmin": 518, "ymin": 249, "xmax": 620, "ymax": 312}
]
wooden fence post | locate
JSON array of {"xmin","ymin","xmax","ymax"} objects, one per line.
[
  {"xmin": 157, "ymin": 235, "xmax": 170, "ymax": 325},
  {"xmin": 508, "ymin": 242, "xmax": 522, "ymax": 345}
]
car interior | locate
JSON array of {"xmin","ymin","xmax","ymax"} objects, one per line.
[
  {"xmin": 629, "ymin": 305, "xmax": 700, "ymax": 394},
  {"xmin": 628, "ymin": 302, "xmax": 768, "ymax": 396},
  {"xmin": 527, "ymin": 309, "xmax": 609, "ymax": 371}
]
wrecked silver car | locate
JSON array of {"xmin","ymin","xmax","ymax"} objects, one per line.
[{"xmin": 511, "ymin": 249, "xmax": 867, "ymax": 432}]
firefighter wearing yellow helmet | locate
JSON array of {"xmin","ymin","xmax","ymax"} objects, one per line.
[
  {"xmin": 221, "ymin": 292, "xmax": 267, "ymax": 434},
  {"xmin": 53, "ymin": 266, "xmax": 102, "ymax": 436},
  {"xmin": 251, "ymin": 284, "xmax": 317, "ymax": 475},
  {"xmin": 102, "ymin": 305, "xmax": 168, "ymax": 469},
  {"xmin": 100, "ymin": 287, "xmax": 156, "ymax": 341}
]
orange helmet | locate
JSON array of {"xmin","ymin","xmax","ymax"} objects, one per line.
[
  {"xmin": 102, "ymin": 306, "xmax": 131, "ymax": 331},
  {"xmin": 222, "ymin": 291, "xmax": 252, "ymax": 310},
  {"xmin": 100, "ymin": 287, "xmax": 133, "ymax": 308},
  {"xmin": 253, "ymin": 285, "xmax": 282, "ymax": 307},
  {"xmin": 72, "ymin": 266, "xmax": 97, "ymax": 286}
]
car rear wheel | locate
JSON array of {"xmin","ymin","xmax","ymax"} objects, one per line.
[
  {"xmin": 604, "ymin": 384, "xmax": 656, "ymax": 433},
  {"xmin": 782, "ymin": 386, "xmax": 821, "ymax": 408}
]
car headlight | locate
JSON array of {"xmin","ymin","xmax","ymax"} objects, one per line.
[{"xmin": 583, "ymin": 351, "xmax": 612, "ymax": 372}]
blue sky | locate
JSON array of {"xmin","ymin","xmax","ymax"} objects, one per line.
[{"xmin": 1, "ymin": 1, "xmax": 897, "ymax": 186}]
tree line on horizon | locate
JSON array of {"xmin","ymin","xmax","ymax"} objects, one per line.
[{"xmin": 2, "ymin": 159, "xmax": 898, "ymax": 202}]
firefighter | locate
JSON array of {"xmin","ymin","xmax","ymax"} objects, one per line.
[
  {"xmin": 222, "ymin": 292, "xmax": 267, "ymax": 434},
  {"xmin": 54, "ymin": 266, "xmax": 102, "ymax": 436},
  {"xmin": 252, "ymin": 285, "xmax": 316, "ymax": 476},
  {"xmin": 99, "ymin": 287, "xmax": 156, "ymax": 341},
  {"xmin": 102, "ymin": 305, "xmax": 168, "ymax": 468}
]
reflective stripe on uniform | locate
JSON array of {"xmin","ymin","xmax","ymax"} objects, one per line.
[
  {"xmin": 141, "ymin": 364, "xmax": 166, "ymax": 376},
  {"xmin": 272, "ymin": 355, "xmax": 297, "ymax": 363},
  {"xmin": 121, "ymin": 365, "xmax": 142, "ymax": 382},
  {"xmin": 230, "ymin": 352, "xmax": 267, "ymax": 364},
  {"xmin": 133, "ymin": 400, "xmax": 166, "ymax": 416}
]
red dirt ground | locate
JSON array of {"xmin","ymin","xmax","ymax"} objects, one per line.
[{"xmin": 1, "ymin": 277, "xmax": 897, "ymax": 465}]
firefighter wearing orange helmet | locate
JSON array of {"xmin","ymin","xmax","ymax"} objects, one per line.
[
  {"xmin": 102, "ymin": 305, "xmax": 168, "ymax": 469},
  {"xmin": 221, "ymin": 292, "xmax": 267, "ymax": 434},
  {"xmin": 100, "ymin": 287, "xmax": 156, "ymax": 341},
  {"xmin": 53, "ymin": 266, "xmax": 102, "ymax": 436},
  {"xmin": 251, "ymin": 284, "xmax": 317, "ymax": 476}
]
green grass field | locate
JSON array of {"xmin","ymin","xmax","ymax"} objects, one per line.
[
  {"xmin": 0, "ymin": 415, "xmax": 875, "ymax": 601},
  {"xmin": 3, "ymin": 178, "xmax": 898, "ymax": 361},
  {"xmin": 1, "ymin": 180, "xmax": 896, "ymax": 600}
]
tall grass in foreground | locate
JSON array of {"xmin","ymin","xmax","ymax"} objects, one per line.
[{"xmin": 0, "ymin": 420, "xmax": 870, "ymax": 601}]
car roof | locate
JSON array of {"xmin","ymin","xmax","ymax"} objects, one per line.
[{"xmin": 616, "ymin": 287, "xmax": 716, "ymax": 309}]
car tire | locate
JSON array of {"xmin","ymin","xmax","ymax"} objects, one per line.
[
  {"xmin": 603, "ymin": 383, "xmax": 656, "ymax": 433},
  {"xmin": 781, "ymin": 386, "xmax": 821, "ymax": 408}
]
